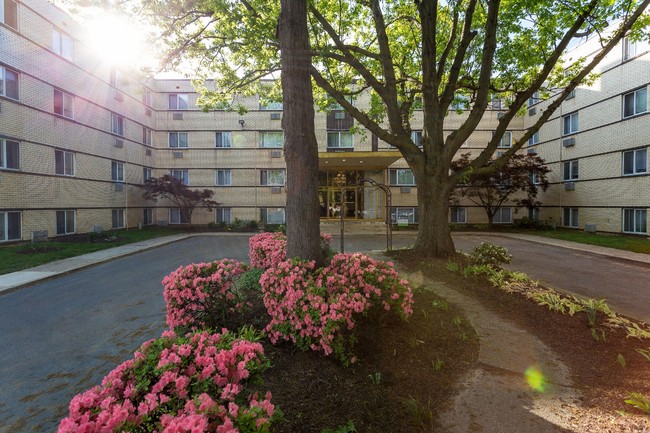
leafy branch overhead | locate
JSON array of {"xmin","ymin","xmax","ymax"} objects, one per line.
[
  {"xmin": 137, "ymin": 0, "xmax": 650, "ymax": 256},
  {"xmin": 142, "ymin": 175, "xmax": 219, "ymax": 224}
]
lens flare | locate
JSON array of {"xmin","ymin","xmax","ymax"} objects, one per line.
[{"xmin": 524, "ymin": 366, "xmax": 547, "ymax": 393}]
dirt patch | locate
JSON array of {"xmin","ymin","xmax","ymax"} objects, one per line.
[{"xmin": 222, "ymin": 282, "xmax": 478, "ymax": 433}]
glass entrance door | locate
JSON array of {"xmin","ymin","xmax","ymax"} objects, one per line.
[{"xmin": 319, "ymin": 170, "xmax": 376, "ymax": 220}]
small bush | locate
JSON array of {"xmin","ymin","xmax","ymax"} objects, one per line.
[
  {"xmin": 249, "ymin": 232, "xmax": 334, "ymax": 270},
  {"xmin": 260, "ymin": 253, "xmax": 414, "ymax": 364},
  {"xmin": 239, "ymin": 268, "xmax": 265, "ymax": 292},
  {"xmin": 162, "ymin": 259, "xmax": 248, "ymax": 331},
  {"xmin": 57, "ymin": 328, "xmax": 276, "ymax": 433},
  {"xmin": 468, "ymin": 242, "xmax": 512, "ymax": 269}
]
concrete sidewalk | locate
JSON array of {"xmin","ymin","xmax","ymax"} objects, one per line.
[{"xmin": 1, "ymin": 230, "xmax": 649, "ymax": 294}]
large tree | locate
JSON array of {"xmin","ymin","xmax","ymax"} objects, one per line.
[
  {"xmin": 140, "ymin": 0, "xmax": 650, "ymax": 256},
  {"xmin": 279, "ymin": 0, "xmax": 324, "ymax": 264}
]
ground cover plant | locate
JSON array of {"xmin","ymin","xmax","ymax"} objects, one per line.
[{"xmin": 392, "ymin": 244, "xmax": 650, "ymax": 431}]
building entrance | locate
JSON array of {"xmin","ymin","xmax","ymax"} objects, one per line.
[{"xmin": 318, "ymin": 170, "xmax": 383, "ymax": 220}]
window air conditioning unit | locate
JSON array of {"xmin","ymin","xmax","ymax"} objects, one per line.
[
  {"xmin": 528, "ymin": 107, "xmax": 537, "ymax": 116},
  {"xmin": 527, "ymin": 148, "xmax": 537, "ymax": 155},
  {"xmin": 334, "ymin": 111, "xmax": 346, "ymax": 120},
  {"xmin": 145, "ymin": 149, "xmax": 152, "ymax": 156},
  {"xmin": 270, "ymin": 112, "xmax": 281, "ymax": 120},
  {"xmin": 114, "ymin": 182, "xmax": 124, "ymax": 191},
  {"xmin": 270, "ymin": 150, "xmax": 282, "ymax": 158},
  {"xmin": 172, "ymin": 112, "xmax": 183, "ymax": 120},
  {"xmin": 172, "ymin": 151, "xmax": 184, "ymax": 158},
  {"xmin": 562, "ymin": 137, "xmax": 576, "ymax": 147},
  {"xmin": 114, "ymin": 139, "xmax": 124, "ymax": 148},
  {"xmin": 271, "ymin": 186, "xmax": 282, "ymax": 194},
  {"xmin": 145, "ymin": 108, "xmax": 152, "ymax": 116},
  {"xmin": 585, "ymin": 223, "xmax": 597, "ymax": 233},
  {"xmin": 400, "ymin": 186, "xmax": 411, "ymax": 194},
  {"xmin": 564, "ymin": 181, "xmax": 575, "ymax": 190}
]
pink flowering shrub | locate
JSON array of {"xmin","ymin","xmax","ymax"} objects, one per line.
[
  {"xmin": 163, "ymin": 259, "xmax": 248, "ymax": 331},
  {"xmin": 58, "ymin": 328, "xmax": 276, "ymax": 433},
  {"xmin": 260, "ymin": 253, "xmax": 414, "ymax": 364},
  {"xmin": 249, "ymin": 232, "xmax": 334, "ymax": 270}
]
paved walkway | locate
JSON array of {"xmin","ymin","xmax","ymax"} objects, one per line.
[{"xmin": 2, "ymin": 230, "xmax": 649, "ymax": 294}]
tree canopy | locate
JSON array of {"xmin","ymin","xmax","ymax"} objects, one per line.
[{"xmin": 133, "ymin": 0, "xmax": 650, "ymax": 255}]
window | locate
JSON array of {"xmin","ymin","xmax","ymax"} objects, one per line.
[
  {"xmin": 143, "ymin": 208, "xmax": 153, "ymax": 225},
  {"xmin": 111, "ymin": 161, "xmax": 124, "ymax": 182},
  {"xmin": 260, "ymin": 132, "xmax": 284, "ymax": 148},
  {"xmin": 390, "ymin": 207, "xmax": 418, "ymax": 224},
  {"xmin": 530, "ymin": 171, "xmax": 541, "ymax": 184},
  {"xmin": 216, "ymin": 208, "xmax": 231, "ymax": 224},
  {"xmin": 261, "ymin": 208, "xmax": 285, "ymax": 224},
  {"xmin": 55, "ymin": 210, "xmax": 75, "ymax": 235},
  {"xmin": 111, "ymin": 114, "xmax": 125, "ymax": 136},
  {"xmin": 529, "ymin": 208, "xmax": 540, "ymax": 220},
  {"xmin": 450, "ymin": 207, "xmax": 466, "ymax": 224},
  {"xmin": 389, "ymin": 168, "xmax": 415, "ymax": 186},
  {"xmin": 53, "ymin": 89, "xmax": 74, "ymax": 118},
  {"xmin": 1, "ymin": 0, "xmax": 18, "ymax": 29},
  {"xmin": 216, "ymin": 169, "xmax": 232, "ymax": 186},
  {"xmin": 623, "ymin": 37, "xmax": 638, "ymax": 61},
  {"xmin": 215, "ymin": 132, "xmax": 232, "ymax": 148},
  {"xmin": 327, "ymin": 131, "xmax": 354, "ymax": 149},
  {"xmin": 168, "ymin": 94, "xmax": 189, "ymax": 110},
  {"xmin": 528, "ymin": 91, "xmax": 540, "ymax": 107},
  {"xmin": 411, "ymin": 131, "xmax": 423, "ymax": 147},
  {"xmin": 260, "ymin": 169, "xmax": 285, "ymax": 186},
  {"xmin": 54, "ymin": 149, "xmax": 74, "ymax": 176},
  {"xmin": 563, "ymin": 160, "xmax": 579, "ymax": 180},
  {"xmin": 52, "ymin": 28, "xmax": 73, "ymax": 61},
  {"xmin": 497, "ymin": 131, "xmax": 512, "ymax": 148},
  {"xmin": 0, "ymin": 66, "xmax": 18, "ymax": 100},
  {"xmin": 492, "ymin": 207, "xmax": 512, "ymax": 224},
  {"xmin": 623, "ymin": 209, "xmax": 647, "ymax": 234},
  {"xmin": 623, "ymin": 148, "xmax": 647, "ymax": 176},
  {"xmin": 170, "ymin": 208, "xmax": 189, "ymax": 224},
  {"xmin": 142, "ymin": 86, "xmax": 153, "ymax": 106},
  {"xmin": 143, "ymin": 167, "xmax": 152, "ymax": 182},
  {"xmin": 169, "ymin": 132, "xmax": 189, "ymax": 148},
  {"xmin": 143, "ymin": 127, "xmax": 152, "ymax": 145},
  {"xmin": 528, "ymin": 131, "xmax": 540, "ymax": 146},
  {"xmin": 0, "ymin": 138, "xmax": 19, "ymax": 169},
  {"xmin": 563, "ymin": 208, "xmax": 579, "ymax": 228},
  {"xmin": 170, "ymin": 169, "xmax": 189, "ymax": 185},
  {"xmin": 0, "ymin": 211, "xmax": 21, "ymax": 241},
  {"xmin": 623, "ymin": 87, "xmax": 647, "ymax": 118},
  {"xmin": 562, "ymin": 112, "xmax": 579, "ymax": 135},
  {"xmin": 112, "ymin": 209, "xmax": 125, "ymax": 229}
]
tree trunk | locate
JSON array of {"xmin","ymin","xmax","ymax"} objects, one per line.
[
  {"xmin": 279, "ymin": 0, "xmax": 324, "ymax": 265},
  {"xmin": 412, "ymin": 172, "xmax": 455, "ymax": 257}
]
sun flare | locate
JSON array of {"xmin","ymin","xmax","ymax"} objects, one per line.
[{"xmin": 83, "ymin": 11, "xmax": 154, "ymax": 68}]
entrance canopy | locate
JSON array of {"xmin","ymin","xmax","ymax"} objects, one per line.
[{"xmin": 318, "ymin": 151, "xmax": 401, "ymax": 170}]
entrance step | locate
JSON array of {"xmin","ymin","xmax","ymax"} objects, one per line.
[{"xmin": 320, "ymin": 221, "xmax": 390, "ymax": 234}]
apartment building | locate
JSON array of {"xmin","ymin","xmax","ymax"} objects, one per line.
[
  {"xmin": 1, "ymin": 0, "xmax": 647, "ymax": 243},
  {"xmin": 527, "ymin": 33, "xmax": 650, "ymax": 235}
]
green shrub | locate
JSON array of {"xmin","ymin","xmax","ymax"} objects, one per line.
[
  {"xmin": 468, "ymin": 242, "xmax": 512, "ymax": 269},
  {"xmin": 239, "ymin": 267, "xmax": 264, "ymax": 292}
]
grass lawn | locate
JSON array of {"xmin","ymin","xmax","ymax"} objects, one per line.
[
  {"xmin": 0, "ymin": 227, "xmax": 182, "ymax": 275},
  {"xmin": 522, "ymin": 229, "xmax": 650, "ymax": 254}
]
